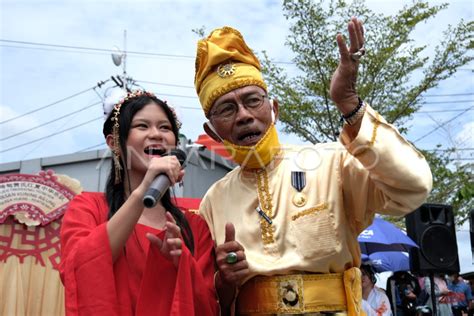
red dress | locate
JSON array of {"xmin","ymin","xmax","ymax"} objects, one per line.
[{"xmin": 59, "ymin": 192, "xmax": 218, "ymax": 316}]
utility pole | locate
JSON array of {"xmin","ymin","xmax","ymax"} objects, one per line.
[
  {"xmin": 122, "ymin": 29, "xmax": 127, "ymax": 86},
  {"xmin": 110, "ymin": 30, "xmax": 134, "ymax": 92}
]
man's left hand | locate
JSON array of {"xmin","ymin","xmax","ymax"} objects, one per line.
[{"xmin": 330, "ymin": 17, "xmax": 365, "ymax": 115}]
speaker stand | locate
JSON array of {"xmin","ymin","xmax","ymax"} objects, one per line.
[
  {"xmin": 429, "ymin": 273, "xmax": 438, "ymax": 316},
  {"xmin": 390, "ymin": 280, "xmax": 397, "ymax": 316}
]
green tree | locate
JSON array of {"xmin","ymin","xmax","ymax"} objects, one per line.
[{"xmin": 261, "ymin": 0, "xmax": 473, "ymax": 225}]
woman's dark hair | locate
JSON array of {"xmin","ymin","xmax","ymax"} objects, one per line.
[
  {"xmin": 361, "ymin": 264, "xmax": 377, "ymax": 284},
  {"xmin": 103, "ymin": 93, "xmax": 194, "ymax": 255}
]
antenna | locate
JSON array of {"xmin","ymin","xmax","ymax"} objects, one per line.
[{"xmin": 123, "ymin": 30, "xmax": 127, "ymax": 79}]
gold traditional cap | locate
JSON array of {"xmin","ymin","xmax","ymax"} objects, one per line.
[{"xmin": 194, "ymin": 26, "xmax": 267, "ymax": 116}]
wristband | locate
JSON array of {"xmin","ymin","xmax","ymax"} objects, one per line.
[{"xmin": 341, "ymin": 97, "xmax": 366, "ymax": 125}]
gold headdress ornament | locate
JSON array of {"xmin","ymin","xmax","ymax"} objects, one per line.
[
  {"xmin": 105, "ymin": 89, "xmax": 182, "ymax": 183},
  {"xmin": 194, "ymin": 26, "xmax": 267, "ymax": 116}
]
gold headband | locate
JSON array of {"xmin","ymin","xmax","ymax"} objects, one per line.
[{"xmin": 109, "ymin": 90, "xmax": 182, "ymax": 130}]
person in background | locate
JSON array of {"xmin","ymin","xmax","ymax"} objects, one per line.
[
  {"xmin": 448, "ymin": 273, "xmax": 473, "ymax": 316},
  {"xmin": 361, "ymin": 264, "xmax": 392, "ymax": 316},
  {"xmin": 386, "ymin": 271, "xmax": 421, "ymax": 316},
  {"xmin": 60, "ymin": 90, "xmax": 218, "ymax": 315},
  {"xmin": 469, "ymin": 280, "xmax": 474, "ymax": 316},
  {"xmin": 424, "ymin": 274, "xmax": 453, "ymax": 316}
]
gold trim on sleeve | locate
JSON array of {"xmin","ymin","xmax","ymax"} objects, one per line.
[{"xmin": 369, "ymin": 112, "xmax": 381, "ymax": 147}]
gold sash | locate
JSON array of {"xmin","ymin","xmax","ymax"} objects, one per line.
[{"xmin": 236, "ymin": 267, "xmax": 365, "ymax": 315}]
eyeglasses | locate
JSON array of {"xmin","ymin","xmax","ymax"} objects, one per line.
[{"xmin": 209, "ymin": 94, "xmax": 267, "ymax": 122}]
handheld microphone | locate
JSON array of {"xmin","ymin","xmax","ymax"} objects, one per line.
[{"xmin": 142, "ymin": 149, "xmax": 187, "ymax": 208}]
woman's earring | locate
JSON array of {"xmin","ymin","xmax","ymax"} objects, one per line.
[
  {"xmin": 113, "ymin": 150, "xmax": 123, "ymax": 184},
  {"xmin": 110, "ymin": 105, "xmax": 124, "ymax": 185}
]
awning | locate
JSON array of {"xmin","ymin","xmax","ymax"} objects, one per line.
[{"xmin": 194, "ymin": 134, "xmax": 233, "ymax": 160}]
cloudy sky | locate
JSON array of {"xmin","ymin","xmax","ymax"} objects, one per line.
[{"xmin": 0, "ymin": 0, "xmax": 473, "ymax": 272}]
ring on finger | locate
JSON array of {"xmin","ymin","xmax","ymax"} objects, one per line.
[
  {"xmin": 350, "ymin": 47, "xmax": 366, "ymax": 61},
  {"xmin": 226, "ymin": 251, "xmax": 238, "ymax": 264}
]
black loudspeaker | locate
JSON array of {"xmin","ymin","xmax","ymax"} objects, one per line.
[{"xmin": 405, "ymin": 203, "xmax": 460, "ymax": 274}]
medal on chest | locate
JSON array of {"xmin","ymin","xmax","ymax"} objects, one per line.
[{"xmin": 291, "ymin": 171, "xmax": 307, "ymax": 207}]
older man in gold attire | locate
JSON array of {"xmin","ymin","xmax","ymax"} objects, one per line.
[{"xmin": 195, "ymin": 18, "xmax": 432, "ymax": 316}]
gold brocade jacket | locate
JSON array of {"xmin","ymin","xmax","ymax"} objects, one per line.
[{"xmin": 199, "ymin": 104, "xmax": 432, "ymax": 282}]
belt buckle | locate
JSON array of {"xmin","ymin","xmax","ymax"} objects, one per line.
[{"xmin": 277, "ymin": 275, "xmax": 304, "ymax": 313}]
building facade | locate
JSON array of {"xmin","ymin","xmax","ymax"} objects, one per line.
[{"xmin": 0, "ymin": 142, "xmax": 234, "ymax": 198}]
